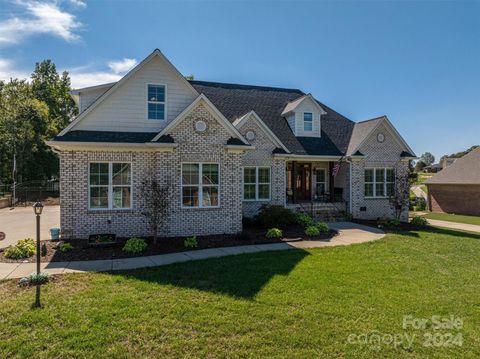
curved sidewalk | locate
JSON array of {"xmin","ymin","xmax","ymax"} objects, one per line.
[{"xmin": 0, "ymin": 222, "xmax": 384, "ymax": 280}]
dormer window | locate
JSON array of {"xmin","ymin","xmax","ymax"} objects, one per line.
[
  {"xmin": 303, "ymin": 112, "xmax": 313, "ymax": 131},
  {"xmin": 147, "ymin": 84, "xmax": 166, "ymax": 120}
]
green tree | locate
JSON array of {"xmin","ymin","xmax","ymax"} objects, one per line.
[
  {"xmin": 415, "ymin": 160, "xmax": 427, "ymax": 172},
  {"xmin": 31, "ymin": 60, "xmax": 77, "ymax": 135},
  {"xmin": 419, "ymin": 152, "xmax": 435, "ymax": 166},
  {"xmin": 0, "ymin": 80, "xmax": 50, "ymax": 183}
]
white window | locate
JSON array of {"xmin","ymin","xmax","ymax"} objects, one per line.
[
  {"xmin": 315, "ymin": 168, "xmax": 327, "ymax": 196},
  {"xmin": 147, "ymin": 84, "xmax": 166, "ymax": 120},
  {"xmin": 243, "ymin": 167, "xmax": 271, "ymax": 201},
  {"xmin": 89, "ymin": 163, "xmax": 132, "ymax": 209},
  {"xmin": 182, "ymin": 163, "xmax": 219, "ymax": 208},
  {"xmin": 364, "ymin": 168, "xmax": 395, "ymax": 198},
  {"xmin": 303, "ymin": 112, "xmax": 313, "ymax": 131}
]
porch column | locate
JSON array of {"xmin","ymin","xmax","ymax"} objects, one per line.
[
  {"xmin": 292, "ymin": 161, "xmax": 297, "ymax": 203},
  {"xmin": 329, "ymin": 161, "xmax": 335, "ymax": 202}
]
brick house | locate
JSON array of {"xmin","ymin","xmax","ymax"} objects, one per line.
[
  {"xmin": 47, "ymin": 49, "xmax": 416, "ymax": 238},
  {"xmin": 425, "ymin": 147, "xmax": 480, "ymax": 216}
]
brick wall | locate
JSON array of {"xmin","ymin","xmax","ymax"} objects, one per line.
[
  {"xmin": 59, "ymin": 102, "xmax": 243, "ymax": 239},
  {"xmin": 350, "ymin": 122, "xmax": 410, "ymax": 222},
  {"xmin": 236, "ymin": 115, "xmax": 286, "ymax": 217},
  {"xmin": 428, "ymin": 184, "xmax": 480, "ymax": 216}
]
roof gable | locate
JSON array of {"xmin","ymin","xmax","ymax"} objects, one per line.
[
  {"xmin": 347, "ymin": 116, "xmax": 415, "ymax": 157},
  {"xmin": 152, "ymin": 94, "xmax": 248, "ymax": 144},
  {"xmin": 59, "ymin": 49, "xmax": 199, "ymax": 136},
  {"xmin": 281, "ymin": 94, "xmax": 326, "ymax": 116},
  {"xmin": 233, "ymin": 111, "xmax": 289, "ymax": 153},
  {"xmin": 425, "ymin": 147, "xmax": 480, "ymax": 185}
]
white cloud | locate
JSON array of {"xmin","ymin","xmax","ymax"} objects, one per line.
[
  {"xmin": 0, "ymin": 56, "xmax": 138, "ymax": 89},
  {"xmin": 68, "ymin": 71, "xmax": 121, "ymax": 89},
  {"xmin": 0, "ymin": 58, "xmax": 30, "ymax": 81},
  {"xmin": 107, "ymin": 58, "xmax": 138, "ymax": 74},
  {"xmin": 65, "ymin": 0, "xmax": 86, "ymax": 8},
  {"xmin": 0, "ymin": 0, "xmax": 84, "ymax": 45}
]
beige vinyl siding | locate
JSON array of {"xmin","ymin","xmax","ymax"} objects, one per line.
[
  {"xmin": 78, "ymin": 86, "xmax": 112, "ymax": 113},
  {"xmin": 73, "ymin": 56, "xmax": 197, "ymax": 133},
  {"xmin": 286, "ymin": 98, "xmax": 322, "ymax": 137}
]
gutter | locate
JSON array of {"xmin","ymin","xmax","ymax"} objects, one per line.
[{"xmin": 45, "ymin": 140, "xmax": 178, "ymax": 152}]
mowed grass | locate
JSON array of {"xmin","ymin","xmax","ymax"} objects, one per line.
[
  {"xmin": 1, "ymin": 229, "xmax": 479, "ymax": 358},
  {"xmin": 426, "ymin": 212, "xmax": 480, "ymax": 226}
]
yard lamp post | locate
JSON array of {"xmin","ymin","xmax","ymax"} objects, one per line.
[{"xmin": 33, "ymin": 201, "xmax": 43, "ymax": 307}]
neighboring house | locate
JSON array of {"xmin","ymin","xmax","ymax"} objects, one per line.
[
  {"xmin": 424, "ymin": 158, "xmax": 457, "ymax": 173},
  {"xmin": 425, "ymin": 147, "xmax": 480, "ymax": 216},
  {"xmin": 47, "ymin": 49, "xmax": 416, "ymax": 239}
]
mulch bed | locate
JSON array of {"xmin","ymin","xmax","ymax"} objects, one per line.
[{"xmin": 0, "ymin": 225, "xmax": 337, "ymax": 263}]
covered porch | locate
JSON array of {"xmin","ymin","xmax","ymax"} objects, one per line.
[{"xmin": 285, "ymin": 160, "xmax": 347, "ymax": 207}]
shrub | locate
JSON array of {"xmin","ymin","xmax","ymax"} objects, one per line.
[
  {"xmin": 255, "ymin": 205, "xmax": 295, "ymax": 228},
  {"xmin": 411, "ymin": 216, "xmax": 428, "ymax": 227},
  {"xmin": 122, "ymin": 237, "xmax": 148, "ymax": 254},
  {"xmin": 58, "ymin": 242, "xmax": 74, "ymax": 253},
  {"xmin": 184, "ymin": 236, "xmax": 198, "ymax": 248},
  {"xmin": 415, "ymin": 198, "xmax": 427, "ymax": 211},
  {"xmin": 4, "ymin": 238, "xmax": 36, "ymax": 259},
  {"xmin": 377, "ymin": 218, "xmax": 400, "ymax": 228},
  {"xmin": 315, "ymin": 221, "xmax": 329, "ymax": 234},
  {"xmin": 266, "ymin": 228, "xmax": 283, "ymax": 239},
  {"xmin": 305, "ymin": 226, "xmax": 320, "ymax": 237},
  {"xmin": 342, "ymin": 211, "xmax": 353, "ymax": 221},
  {"xmin": 295, "ymin": 213, "xmax": 314, "ymax": 228},
  {"xmin": 19, "ymin": 272, "xmax": 49, "ymax": 286}
]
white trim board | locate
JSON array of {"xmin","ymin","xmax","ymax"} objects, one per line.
[{"xmin": 233, "ymin": 110, "xmax": 290, "ymax": 153}]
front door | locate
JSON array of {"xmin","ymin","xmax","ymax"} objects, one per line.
[{"xmin": 295, "ymin": 163, "xmax": 311, "ymax": 201}]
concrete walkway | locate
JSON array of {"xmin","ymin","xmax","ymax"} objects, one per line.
[
  {"xmin": 0, "ymin": 222, "xmax": 385, "ymax": 280},
  {"xmin": 0, "ymin": 205, "xmax": 60, "ymax": 249},
  {"xmin": 427, "ymin": 219, "xmax": 480, "ymax": 234},
  {"xmin": 411, "ymin": 185, "xmax": 428, "ymax": 201}
]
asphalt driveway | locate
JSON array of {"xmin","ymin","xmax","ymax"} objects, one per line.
[{"xmin": 0, "ymin": 205, "xmax": 60, "ymax": 249}]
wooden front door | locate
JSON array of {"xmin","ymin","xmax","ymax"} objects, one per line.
[{"xmin": 295, "ymin": 163, "xmax": 311, "ymax": 201}]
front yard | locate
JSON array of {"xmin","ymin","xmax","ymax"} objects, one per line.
[{"xmin": 1, "ymin": 227, "xmax": 479, "ymax": 357}]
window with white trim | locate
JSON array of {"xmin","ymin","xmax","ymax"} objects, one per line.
[
  {"xmin": 147, "ymin": 84, "xmax": 165, "ymax": 120},
  {"xmin": 89, "ymin": 163, "xmax": 131, "ymax": 209},
  {"xmin": 315, "ymin": 168, "xmax": 327, "ymax": 196},
  {"xmin": 182, "ymin": 163, "xmax": 219, "ymax": 207},
  {"xmin": 303, "ymin": 112, "xmax": 313, "ymax": 131},
  {"xmin": 243, "ymin": 167, "xmax": 271, "ymax": 201},
  {"xmin": 364, "ymin": 168, "xmax": 395, "ymax": 198}
]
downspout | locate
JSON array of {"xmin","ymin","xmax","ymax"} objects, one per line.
[{"xmin": 346, "ymin": 157, "xmax": 353, "ymax": 214}]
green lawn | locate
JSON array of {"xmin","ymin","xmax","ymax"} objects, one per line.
[
  {"xmin": 425, "ymin": 212, "xmax": 480, "ymax": 226},
  {"xmin": 1, "ymin": 229, "xmax": 480, "ymax": 358}
]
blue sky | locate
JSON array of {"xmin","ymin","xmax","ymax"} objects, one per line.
[{"xmin": 0, "ymin": 0, "xmax": 479, "ymax": 160}]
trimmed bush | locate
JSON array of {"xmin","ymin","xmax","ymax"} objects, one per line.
[
  {"xmin": 58, "ymin": 242, "xmax": 74, "ymax": 253},
  {"xmin": 19, "ymin": 272, "xmax": 49, "ymax": 287},
  {"xmin": 266, "ymin": 228, "xmax": 283, "ymax": 239},
  {"xmin": 377, "ymin": 218, "xmax": 400, "ymax": 228},
  {"xmin": 411, "ymin": 216, "xmax": 428, "ymax": 227},
  {"xmin": 184, "ymin": 236, "xmax": 198, "ymax": 248},
  {"xmin": 4, "ymin": 238, "xmax": 36, "ymax": 260},
  {"xmin": 295, "ymin": 213, "xmax": 314, "ymax": 228},
  {"xmin": 305, "ymin": 226, "xmax": 320, "ymax": 237},
  {"xmin": 255, "ymin": 205, "xmax": 295, "ymax": 228},
  {"xmin": 315, "ymin": 221, "xmax": 329, "ymax": 234},
  {"xmin": 123, "ymin": 237, "xmax": 148, "ymax": 254}
]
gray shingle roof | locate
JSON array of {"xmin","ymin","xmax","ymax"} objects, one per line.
[
  {"xmin": 54, "ymin": 130, "xmax": 158, "ymax": 143},
  {"xmin": 189, "ymin": 80, "xmax": 355, "ymax": 156},
  {"xmin": 425, "ymin": 147, "xmax": 480, "ymax": 185},
  {"xmin": 346, "ymin": 116, "xmax": 384, "ymax": 155}
]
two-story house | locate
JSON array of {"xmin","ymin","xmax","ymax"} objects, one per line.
[{"xmin": 47, "ymin": 49, "xmax": 416, "ymax": 238}]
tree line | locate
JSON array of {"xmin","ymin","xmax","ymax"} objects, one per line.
[{"xmin": 0, "ymin": 60, "xmax": 77, "ymax": 185}]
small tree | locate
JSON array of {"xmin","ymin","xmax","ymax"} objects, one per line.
[
  {"xmin": 414, "ymin": 160, "xmax": 426, "ymax": 172},
  {"xmin": 139, "ymin": 176, "xmax": 171, "ymax": 244},
  {"xmin": 389, "ymin": 167, "xmax": 410, "ymax": 221},
  {"xmin": 419, "ymin": 152, "xmax": 435, "ymax": 166}
]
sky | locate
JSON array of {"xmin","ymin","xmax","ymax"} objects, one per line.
[{"xmin": 0, "ymin": 0, "xmax": 479, "ymax": 161}]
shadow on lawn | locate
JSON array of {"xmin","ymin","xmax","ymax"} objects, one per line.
[
  {"xmin": 388, "ymin": 226, "xmax": 480, "ymax": 240},
  {"xmin": 114, "ymin": 249, "xmax": 310, "ymax": 299}
]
